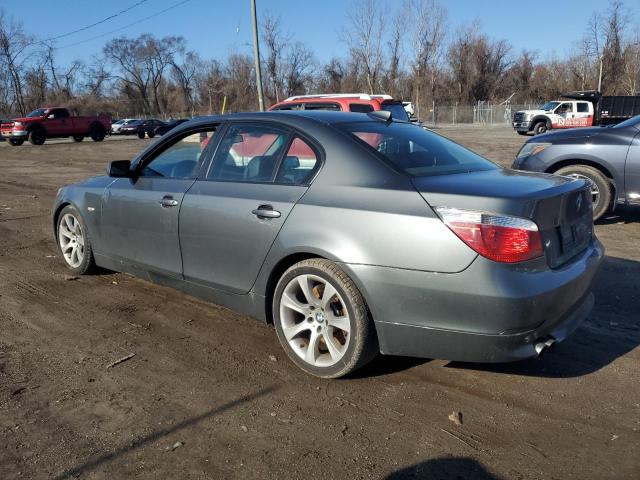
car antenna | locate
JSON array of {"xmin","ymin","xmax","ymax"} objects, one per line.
[{"xmin": 368, "ymin": 110, "xmax": 392, "ymax": 122}]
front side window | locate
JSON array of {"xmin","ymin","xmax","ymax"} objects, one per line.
[
  {"xmin": 556, "ymin": 103, "xmax": 573, "ymax": 114},
  {"xmin": 275, "ymin": 137, "xmax": 319, "ymax": 184},
  {"xmin": 208, "ymin": 124, "xmax": 290, "ymax": 182},
  {"xmin": 139, "ymin": 128, "xmax": 216, "ymax": 179},
  {"xmin": 336, "ymin": 121, "xmax": 498, "ymax": 177}
]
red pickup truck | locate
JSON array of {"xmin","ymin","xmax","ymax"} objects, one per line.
[{"xmin": 1, "ymin": 107, "xmax": 111, "ymax": 146}]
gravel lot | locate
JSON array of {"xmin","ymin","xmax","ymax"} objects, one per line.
[{"xmin": 1, "ymin": 127, "xmax": 638, "ymax": 479}]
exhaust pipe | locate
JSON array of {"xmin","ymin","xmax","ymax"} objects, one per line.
[{"xmin": 534, "ymin": 337, "xmax": 556, "ymax": 356}]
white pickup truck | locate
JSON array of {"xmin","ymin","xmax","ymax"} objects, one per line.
[{"xmin": 512, "ymin": 99, "xmax": 594, "ymax": 135}]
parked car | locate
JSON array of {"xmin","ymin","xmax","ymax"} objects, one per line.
[
  {"xmin": 111, "ymin": 118, "xmax": 139, "ymax": 135},
  {"xmin": 53, "ymin": 111, "xmax": 603, "ymax": 378},
  {"xmin": 269, "ymin": 93, "xmax": 411, "ymax": 122},
  {"xmin": 0, "ymin": 107, "xmax": 111, "ymax": 146},
  {"xmin": 513, "ymin": 91, "xmax": 640, "ymax": 136},
  {"xmin": 120, "ymin": 119, "xmax": 166, "ymax": 138},
  {"xmin": 513, "ymin": 114, "xmax": 640, "ymax": 220},
  {"xmin": 155, "ymin": 118, "xmax": 190, "ymax": 136}
]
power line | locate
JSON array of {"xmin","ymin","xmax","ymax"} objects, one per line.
[
  {"xmin": 41, "ymin": 0, "xmax": 148, "ymax": 43},
  {"xmin": 55, "ymin": 0, "xmax": 192, "ymax": 50}
]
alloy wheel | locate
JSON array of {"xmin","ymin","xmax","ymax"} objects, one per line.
[
  {"xmin": 279, "ymin": 274, "xmax": 351, "ymax": 367},
  {"xmin": 58, "ymin": 213, "xmax": 85, "ymax": 268},
  {"xmin": 566, "ymin": 173, "xmax": 600, "ymax": 210}
]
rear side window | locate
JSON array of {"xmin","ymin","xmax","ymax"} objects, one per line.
[
  {"xmin": 303, "ymin": 102, "xmax": 341, "ymax": 111},
  {"xmin": 577, "ymin": 102, "xmax": 590, "ymax": 113},
  {"xmin": 349, "ymin": 103, "xmax": 374, "ymax": 113},
  {"xmin": 380, "ymin": 102, "xmax": 409, "ymax": 121},
  {"xmin": 208, "ymin": 124, "xmax": 290, "ymax": 182},
  {"xmin": 275, "ymin": 137, "xmax": 319, "ymax": 184},
  {"xmin": 272, "ymin": 103, "xmax": 303, "ymax": 111},
  {"xmin": 337, "ymin": 121, "xmax": 498, "ymax": 177}
]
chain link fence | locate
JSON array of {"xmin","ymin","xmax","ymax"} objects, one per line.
[{"xmin": 420, "ymin": 103, "xmax": 540, "ymax": 127}]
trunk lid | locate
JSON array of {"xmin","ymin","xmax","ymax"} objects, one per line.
[{"xmin": 412, "ymin": 169, "xmax": 594, "ymax": 268}]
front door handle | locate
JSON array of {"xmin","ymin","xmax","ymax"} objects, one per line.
[
  {"xmin": 252, "ymin": 204, "xmax": 281, "ymax": 219},
  {"xmin": 159, "ymin": 195, "xmax": 179, "ymax": 208}
]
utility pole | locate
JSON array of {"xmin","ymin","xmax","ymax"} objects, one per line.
[{"xmin": 250, "ymin": 0, "xmax": 265, "ymax": 111}]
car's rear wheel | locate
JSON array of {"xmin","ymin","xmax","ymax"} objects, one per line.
[
  {"xmin": 533, "ymin": 121, "xmax": 548, "ymax": 135},
  {"xmin": 147, "ymin": 131, "xmax": 155, "ymax": 138},
  {"xmin": 273, "ymin": 259, "xmax": 378, "ymax": 378},
  {"xmin": 555, "ymin": 165, "xmax": 612, "ymax": 221},
  {"xmin": 57, "ymin": 205, "xmax": 96, "ymax": 275},
  {"xmin": 90, "ymin": 125, "xmax": 105, "ymax": 142},
  {"xmin": 8, "ymin": 138, "xmax": 24, "ymax": 146},
  {"xmin": 73, "ymin": 135, "xmax": 84, "ymax": 142}
]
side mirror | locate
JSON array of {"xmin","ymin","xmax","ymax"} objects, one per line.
[{"xmin": 107, "ymin": 160, "xmax": 132, "ymax": 177}]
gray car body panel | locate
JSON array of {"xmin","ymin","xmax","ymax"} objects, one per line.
[
  {"xmin": 514, "ymin": 124, "xmax": 640, "ymax": 205},
  {"xmin": 53, "ymin": 111, "xmax": 604, "ymax": 363}
]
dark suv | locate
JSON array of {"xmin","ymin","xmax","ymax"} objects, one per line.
[{"xmin": 513, "ymin": 115, "xmax": 640, "ymax": 220}]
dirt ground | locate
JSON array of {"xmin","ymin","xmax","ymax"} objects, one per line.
[{"xmin": 0, "ymin": 127, "xmax": 638, "ymax": 480}]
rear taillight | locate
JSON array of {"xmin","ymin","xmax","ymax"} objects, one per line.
[{"xmin": 436, "ymin": 207, "xmax": 543, "ymax": 263}]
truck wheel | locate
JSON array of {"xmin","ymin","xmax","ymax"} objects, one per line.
[
  {"xmin": 137, "ymin": 131, "xmax": 146, "ymax": 139},
  {"xmin": 90, "ymin": 125, "xmax": 105, "ymax": 142},
  {"xmin": 533, "ymin": 122, "xmax": 548, "ymax": 135},
  {"xmin": 555, "ymin": 165, "xmax": 612, "ymax": 221},
  {"xmin": 8, "ymin": 138, "xmax": 24, "ymax": 146},
  {"xmin": 29, "ymin": 128, "xmax": 46, "ymax": 145},
  {"xmin": 273, "ymin": 259, "xmax": 378, "ymax": 378},
  {"xmin": 73, "ymin": 135, "xmax": 84, "ymax": 142}
]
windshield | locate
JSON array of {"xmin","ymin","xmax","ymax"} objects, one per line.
[
  {"xmin": 336, "ymin": 121, "xmax": 498, "ymax": 177},
  {"xmin": 539, "ymin": 102, "xmax": 560, "ymax": 111},
  {"xmin": 381, "ymin": 102, "xmax": 409, "ymax": 121},
  {"xmin": 26, "ymin": 108, "xmax": 47, "ymax": 117},
  {"xmin": 613, "ymin": 115, "xmax": 640, "ymax": 129}
]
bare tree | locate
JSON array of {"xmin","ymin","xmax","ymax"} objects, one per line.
[
  {"xmin": 171, "ymin": 50, "xmax": 201, "ymax": 114},
  {"xmin": 341, "ymin": 0, "xmax": 385, "ymax": 94},
  {"xmin": 409, "ymin": 0, "xmax": 447, "ymax": 119},
  {"xmin": 261, "ymin": 12, "xmax": 290, "ymax": 102},
  {"xmin": 0, "ymin": 10, "xmax": 36, "ymax": 115}
]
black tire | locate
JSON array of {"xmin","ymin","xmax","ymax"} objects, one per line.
[
  {"xmin": 90, "ymin": 125, "xmax": 105, "ymax": 142},
  {"xmin": 555, "ymin": 165, "xmax": 612, "ymax": 221},
  {"xmin": 533, "ymin": 121, "xmax": 548, "ymax": 136},
  {"xmin": 73, "ymin": 135, "xmax": 84, "ymax": 142},
  {"xmin": 29, "ymin": 128, "xmax": 46, "ymax": 145},
  {"xmin": 56, "ymin": 205, "xmax": 96, "ymax": 275},
  {"xmin": 8, "ymin": 138, "xmax": 24, "ymax": 146},
  {"xmin": 147, "ymin": 131, "xmax": 155, "ymax": 138},
  {"xmin": 137, "ymin": 131, "xmax": 146, "ymax": 139},
  {"xmin": 273, "ymin": 259, "xmax": 378, "ymax": 378}
]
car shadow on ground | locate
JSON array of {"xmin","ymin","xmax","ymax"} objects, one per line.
[
  {"xmin": 446, "ymin": 255, "xmax": 640, "ymax": 378},
  {"xmin": 51, "ymin": 386, "xmax": 277, "ymax": 480},
  {"xmin": 385, "ymin": 456, "xmax": 503, "ymax": 480},
  {"xmin": 597, "ymin": 204, "xmax": 640, "ymax": 224}
]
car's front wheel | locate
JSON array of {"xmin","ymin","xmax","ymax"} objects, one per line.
[
  {"xmin": 273, "ymin": 259, "xmax": 378, "ymax": 378},
  {"xmin": 555, "ymin": 165, "xmax": 612, "ymax": 221},
  {"xmin": 533, "ymin": 121, "xmax": 548, "ymax": 135},
  {"xmin": 57, "ymin": 205, "xmax": 96, "ymax": 275}
]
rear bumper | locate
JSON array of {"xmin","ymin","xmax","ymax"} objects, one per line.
[{"xmin": 343, "ymin": 237, "xmax": 604, "ymax": 363}]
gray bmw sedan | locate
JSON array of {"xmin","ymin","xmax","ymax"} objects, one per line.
[{"xmin": 53, "ymin": 111, "xmax": 603, "ymax": 378}]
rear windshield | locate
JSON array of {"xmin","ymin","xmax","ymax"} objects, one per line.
[
  {"xmin": 380, "ymin": 102, "xmax": 409, "ymax": 121},
  {"xmin": 336, "ymin": 121, "xmax": 498, "ymax": 177}
]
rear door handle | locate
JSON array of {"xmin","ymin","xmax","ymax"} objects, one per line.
[
  {"xmin": 159, "ymin": 195, "xmax": 179, "ymax": 208},
  {"xmin": 252, "ymin": 204, "xmax": 281, "ymax": 219}
]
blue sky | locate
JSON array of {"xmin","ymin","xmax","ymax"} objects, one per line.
[{"xmin": 2, "ymin": 0, "xmax": 634, "ymax": 66}]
